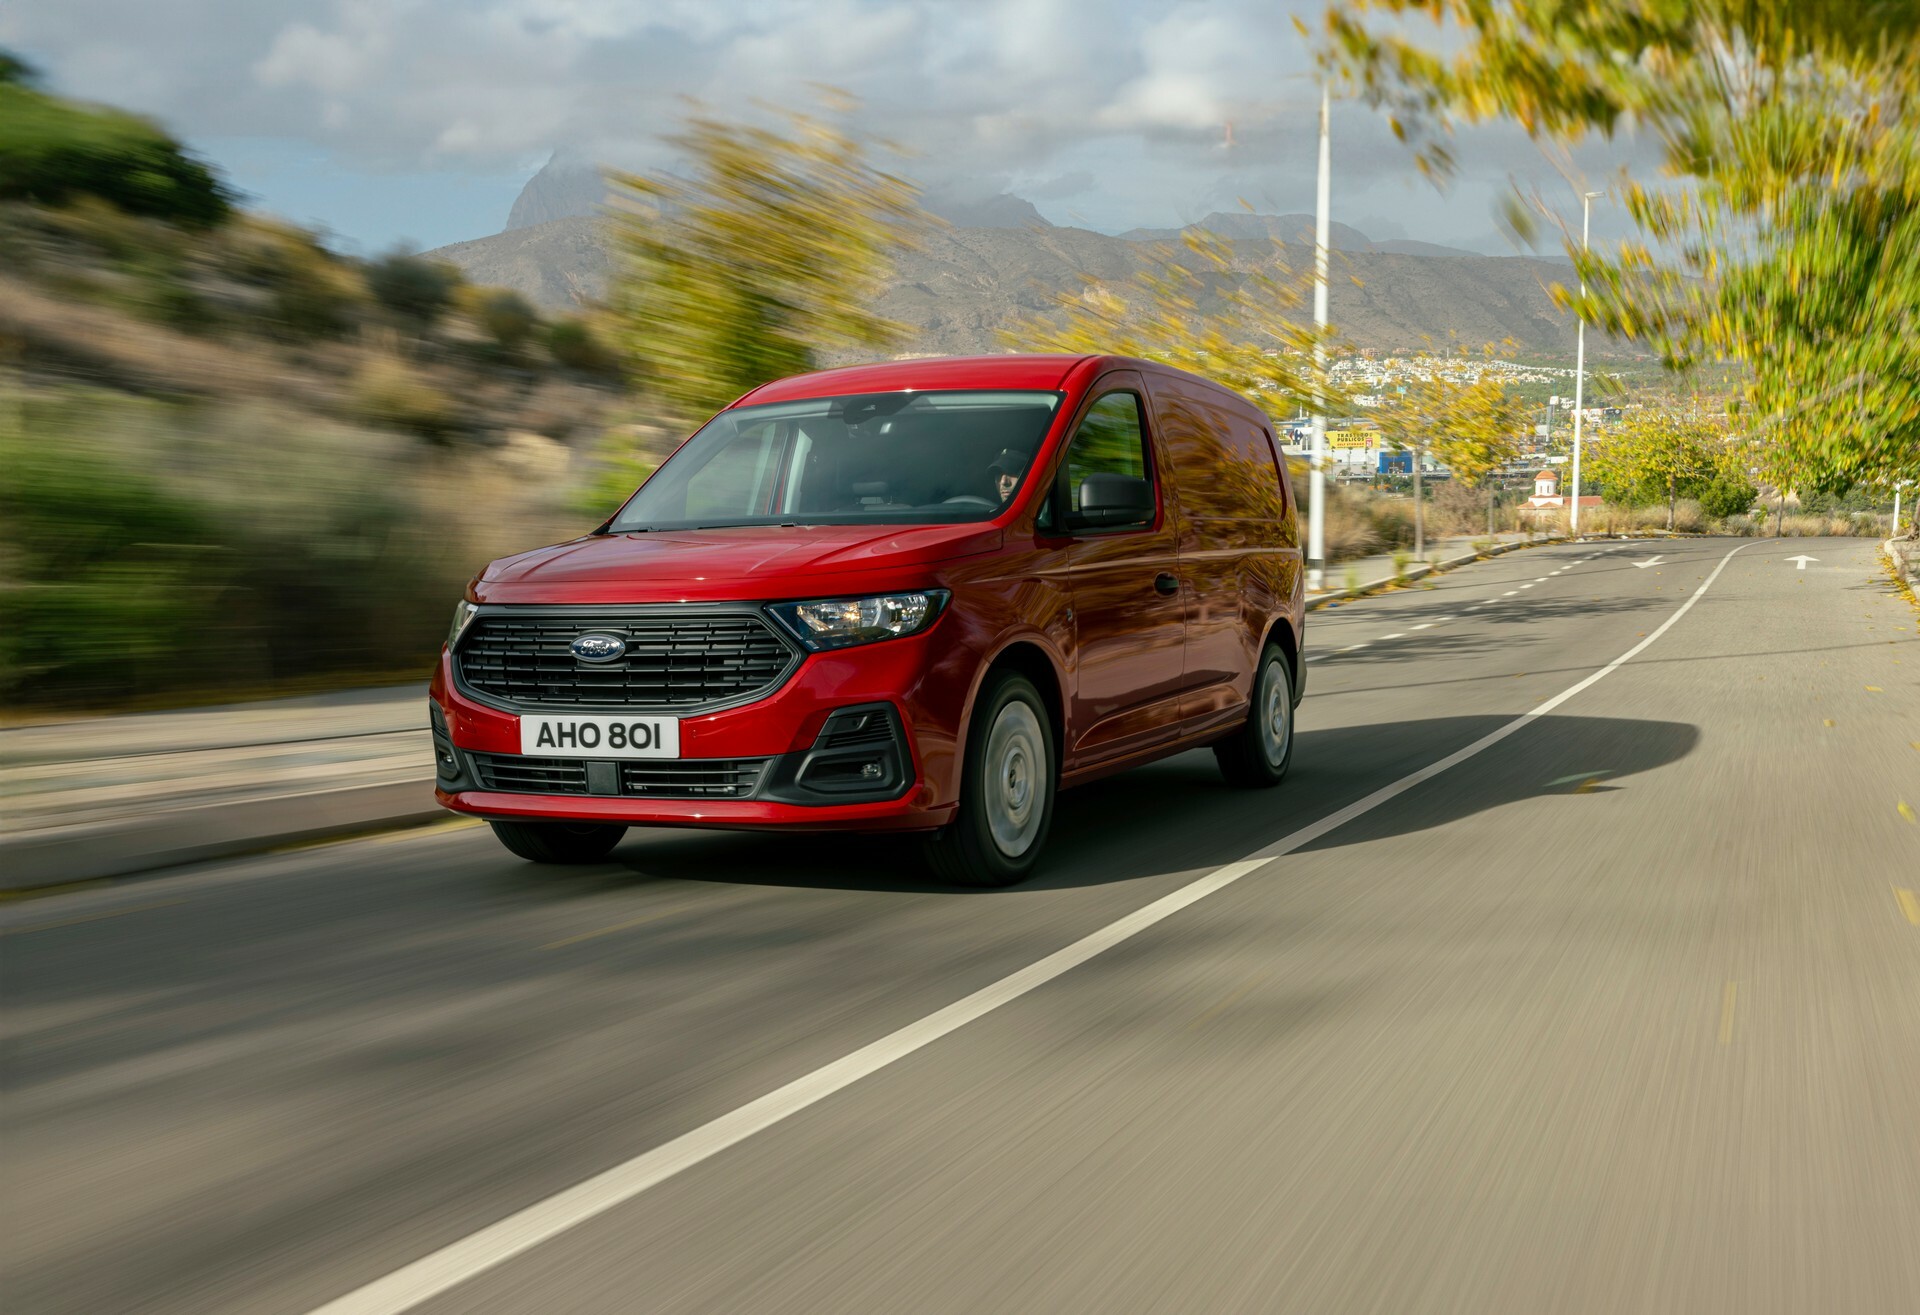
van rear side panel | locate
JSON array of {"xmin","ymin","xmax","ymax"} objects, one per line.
[{"xmin": 1142, "ymin": 371, "xmax": 1299, "ymax": 721}]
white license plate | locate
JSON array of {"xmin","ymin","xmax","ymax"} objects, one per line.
[{"xmin": 519, "ymin": 714, "xmax": 680, "ymax": 759}]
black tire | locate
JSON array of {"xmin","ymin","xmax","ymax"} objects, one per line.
[
  {"xmin": 922, "ymin": 671, "xmax": 1056, "ymax": 887},
  {"xmin": 488, "ymin": 820, "xmax": 627, "ymax": 864},
  {"xmin": 1214, "ymin": 644, "xmax": 1295, "ymax": 789}
]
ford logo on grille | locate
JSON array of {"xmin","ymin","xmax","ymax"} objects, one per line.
[{"xmin": 569, "ymin": 633, "xmax": 626, "ymax": 664}]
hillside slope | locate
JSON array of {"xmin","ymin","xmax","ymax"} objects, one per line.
[{"xmin": 427, "ymin": 217, "xmax": 1632, "ymax": 359}]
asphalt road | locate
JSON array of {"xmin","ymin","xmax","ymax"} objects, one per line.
[{"xmin": 7, "ymin": 536, "xmax": 1918, "ymax": 1315}]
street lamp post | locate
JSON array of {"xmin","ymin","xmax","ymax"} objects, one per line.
[
  {"xmin": 1569, "ymin": 189, "xmax": 1602, "ymax": 538},
  {"xmin": 1306, "ymin": 84, "xmax": 1331, "ymax": 592}
]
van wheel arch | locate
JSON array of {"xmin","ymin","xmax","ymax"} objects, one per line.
[
  {"xmin": 1262, "ymin": 618, "xmax": 1302, "ymax": 706},
  {"xmin": 966, "ymin": 641, "xmax": 1065, "ymax": 773}
]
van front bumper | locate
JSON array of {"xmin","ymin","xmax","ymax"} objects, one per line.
[{"xmin": 427, "ymin": 631, "xmax": 967, "ymax": 834}]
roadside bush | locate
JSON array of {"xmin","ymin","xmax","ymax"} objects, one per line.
[
  {"xmin": 1699, "ymin": 474, "xmax": 1758, "ymax": 519},
  {"xmin": 546, "ymin": 316, "xmax": 622, "ymax": 377},
  {"xmin": 473, "ymin": 288, "xmax": 539, "ymax": 354},
  {"xmin": 365, "ymin": 250, "xmax": 462, "ymax": 330},
  {"xmin": 0, "ymin": 389, "xmax": 580, "ymax": 707},
  {"xmin": 353, "ymin": 356, "xmax": 458, "ymax": 443},
  {"xmin": 222, "ymin": 217, "xmax": 367, "ymax": 339},
  {"xmin": 0, "ymin": 80, "xmax": 232, "ymax": 228},
  {"xmin": 0, "ymin": 404, "xmax": 226, "ymax": 700}
]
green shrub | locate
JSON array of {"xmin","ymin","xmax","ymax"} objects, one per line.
[
  {"xmin": 0, "ymin": 82, "xmax": 232, "ymax": 228},
  {"xmin": 474, "ymin": 288, "xmax": 538, "ymax": 353},
  {"xmin": 365, "ymin": 250, "xmax": 461, "ymax": 330},
  {"xmin": 353, "ymin": 357, "xmax": 458, "ymax": 443},
  {"xmin": 1699, "ymin": 475, "xmax": 1758, "ymax": 519},
  {"xmin": 546, "ymin": 316, "xmax": 621, "ymax": 376},
  {"xmin": 0, "ymin": 390, "xmax": 579, "ymax": 706},
  {"xmin": 0, "ymin": 403, "xmax": 228, "ymax": 700}
]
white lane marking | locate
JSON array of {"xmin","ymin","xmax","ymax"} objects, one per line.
[
  {"xmin": 299, "ymin": 545, "xmax": 1759, "ymax": 1315},
  {"xmin": 1503, "ymin": 590, "xmax": 1520, "ymax": 596},
  {"xmin": 1534, "ymin": 577, "xmax": 1549, "ymax": 582},
  {"xmin": 1381, "ymin": 633, "xmax": 1406, "ymax": 640},
  {"xmin": 1519, "ymin": 583, "xmax": 1536, "ymax": 589}
]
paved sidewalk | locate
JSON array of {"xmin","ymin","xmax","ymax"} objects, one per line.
[{"xmin": 1, "ymin": 684, "xmax": 438, "ymax": 888}]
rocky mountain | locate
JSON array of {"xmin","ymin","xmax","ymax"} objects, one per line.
[
  {"xmin": 505, "ymin": 151, "xmax": 613, "ymax": 231},
  {"xmin": 1121, "ymin": 211, "xmax": 1378, "ymax": 250},
  {"xmin": 426, "ymin": 213, "xmax": 1629, "ymax": 360}
]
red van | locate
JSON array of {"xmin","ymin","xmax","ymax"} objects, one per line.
[{"xmin": 430, "ymin": 355, "xmax": 1304, "ymax": 885}]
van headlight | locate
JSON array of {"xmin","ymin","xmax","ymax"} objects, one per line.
[
  {"xmin": 445, "ymin": 600, "xmax": 481, "ymax": 651},
  {"xmin": 768, "ymin": 590, "xmax": 949, "ymax": 650}
]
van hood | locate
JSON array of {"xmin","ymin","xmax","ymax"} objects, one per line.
[{"xmin": 472, "ymin": 523, "xmax": 1002, "ymax": 604}]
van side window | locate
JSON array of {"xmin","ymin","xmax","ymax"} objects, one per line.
[{"xmin": 1064, "ymin": 392, "xmax": 1150, "ymax": 516}]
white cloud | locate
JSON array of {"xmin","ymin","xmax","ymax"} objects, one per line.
[{"xmin": 2, "ymin": 0, "xmax": 1650, "ymax": 247}]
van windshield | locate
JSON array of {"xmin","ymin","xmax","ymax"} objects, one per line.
[{"xmin": 606, "ymin": 391, "xmax": 1061, "ymax": 531}]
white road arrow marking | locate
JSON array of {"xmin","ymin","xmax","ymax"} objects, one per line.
[
  {"xmin": 1631, "ymin": 556, "xmax": 1666, "ymax": 569},
  {"xmin": 1787, "ymin": 554, "xmax": 1819, "ymax": 570}
]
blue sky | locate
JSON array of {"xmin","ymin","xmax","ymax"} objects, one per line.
[{"xmin": 3, "ymin": 0, "xmax": 1656, "ymax": 255}]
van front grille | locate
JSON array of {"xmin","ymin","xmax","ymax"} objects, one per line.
[
  {"xmin": 466, "ymin": 753, "xmax": 768, "ymax": 799},
  {"xmin": 468, "ymin": 754, "xmax": 589, "ymax": 794},
  {"xmin": 455, "ymin": 611, "xmax": 798, "ymax": 711}
]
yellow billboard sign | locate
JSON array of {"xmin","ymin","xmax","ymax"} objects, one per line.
[{"xmin": 1328, "ymin": 430, "xmax": 1376, "ymax": 450}]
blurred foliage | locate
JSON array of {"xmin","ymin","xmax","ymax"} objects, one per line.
[
  {"xmin": 223, "ymin": 216, "xmax": 370, "ymax": 340},
  {"xmin": 365, "ymin": 249, "xmax": 462, "ymax": 331},
  {"xmin": 605, "ymin": 93, "xmax": 928, "ymax": 422},
  {"xmin": 544, "ymin": 315, "xmax": 621, "ymax": 377},
  {"xmin": 1000, "ymin": 228, "xmax": 1344, "ymax": 421},
  {"xmin": 572, "ymin": 422, "xmax": 681, "ymax": 521},
  {"xmin": 1368, "ymin": 346, "xmax": 1528, "ymax": 540},
  {"xmin": 0, "ymin": 58, "xmax": 232, "ymax": 228},
  {"xmin": 0, "ymin": 390, "xmax": 579, "ymax": 706},
  {"xmin": 1369, "ymin": 346, "xmax": 1526, "ymax": 485},
  {"xmin": 352, "ymin": 356, "xmax": 458, "ymax": 444},
  {"xmin": 473, "ymin": 287, "xmax": 538, "ymax": 354},
  {"xmin": 1318, "ymin": 1, "xmax": 1920, "ymax": 493}
]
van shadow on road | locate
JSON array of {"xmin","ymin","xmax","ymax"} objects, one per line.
[{"xmin": 603, "ymin": 714, "xmax": 1700, "ymax": 894}]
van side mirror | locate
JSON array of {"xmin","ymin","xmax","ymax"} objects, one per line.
[{"xmin": 1066, "ymin": 473, "xmax": 1155, "ymax": 529}]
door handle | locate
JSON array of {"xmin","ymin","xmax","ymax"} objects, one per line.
[{"xmin": 1154, "ymin": 572, "xmax": 1180, "ymax": 596}]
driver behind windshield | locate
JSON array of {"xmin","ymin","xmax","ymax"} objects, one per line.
[{"xmin": 990, "ymin": 449, "xmax": 1028, "ymax": 505}]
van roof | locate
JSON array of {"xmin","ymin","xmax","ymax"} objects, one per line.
[
  {"xmin": 732, "ymin": 354, "xmax": 1101, "ymax": 406},
  {"xmin": 730, "ymin": 354, "xmax": 1273, "ymax": 429}
]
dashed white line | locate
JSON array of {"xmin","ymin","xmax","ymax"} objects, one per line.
[
  {"xmin": 1380, "ymin": 633, "xmax": 1405, "ymax": 640},
  {"xmin": 1503, "ymin": 590, "xmax": 1520, "ymax": 596},
  {"xmin": 302, "ymin": 541, "xmax": 1761, "ymax": 1315},
  {"xmin": 1411, "ymin": 623, "xmax": 1434, "ymax": 631}
]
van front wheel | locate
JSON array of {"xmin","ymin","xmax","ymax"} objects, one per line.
[
  {"xmin": 922, "ymin": 671, "xmax": 1055, "ymax": 887},
  {"xmin": 1214, "ymin": 645, "xmax": 1294, "ymax": 788}
]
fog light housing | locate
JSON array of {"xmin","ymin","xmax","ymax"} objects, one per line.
[{"xmin": 759, "ymin": 703, "xmax": 913, "ymax": 804}]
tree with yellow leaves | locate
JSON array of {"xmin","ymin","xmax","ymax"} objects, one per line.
[
  {"xmin": 604, "ymin": 94, "xmax": 929, "ymax": 423},
  {"xmin": 1370, "ymin": 349, "xmax": 1528, "ymax": 552},
  {"xmin": 997, "ymin": 229, "xmax": 1344, "ymax": 424}
]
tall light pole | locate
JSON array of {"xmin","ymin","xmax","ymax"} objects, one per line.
[
  {"xmin": 1306, "ymin": 84, "xmax": 1332, "ymax": 591},
  {"xmin": 1568, "ymin": 189, "xmax": 1602, "ymax": 538}
]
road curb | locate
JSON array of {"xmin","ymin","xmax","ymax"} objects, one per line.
[
  {"xmin": 0, "ymin": 778, "xmax": 442, "ymax": 891},
  {"xmin": 1307, "ymin": 536, "xmax": 1570, "ymax": 611},
  {"xmin": 1884, "ymin": 537, "xmax": 1918, "ymax": 592}
]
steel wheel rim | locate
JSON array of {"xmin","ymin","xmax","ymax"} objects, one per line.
[
  {"xmin": 1260, "ymin": 658, "xmax": 1292, "ymax": 768},
  {"xmin": 983, "ymin": 699, "xmax": 1046, "ymax": 857}
]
